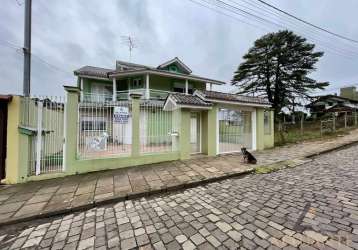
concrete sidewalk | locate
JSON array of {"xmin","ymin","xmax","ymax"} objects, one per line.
[{"xmin": 1, "ymin": 129, "xmax": 358, "ymax": 226}]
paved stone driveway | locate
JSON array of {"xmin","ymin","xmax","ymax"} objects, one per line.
[
  {"xmin": 0, "ymin": 128, "xmax": 358, "ymax": 226},
  {"xmin": 1, "ymin": 144, "xmax": 358, "ymax": 249}
]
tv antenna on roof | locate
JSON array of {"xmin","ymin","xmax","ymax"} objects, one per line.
[{"xmin": 121, "ymin": 35, "xmax": 138, "ymax": 62}]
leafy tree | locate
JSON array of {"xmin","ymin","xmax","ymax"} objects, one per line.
[{"xmin": 232, "ymin": 30, "xmax": 328, "ymax": 118}]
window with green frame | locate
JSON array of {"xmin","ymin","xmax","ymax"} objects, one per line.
[
  {"xmin": 168, "ymin": 65, "xmax": 178, "ymax": 72},
  {"xmin": 264, "ymin": 110, "xmax": 272, "ymax": 135}
]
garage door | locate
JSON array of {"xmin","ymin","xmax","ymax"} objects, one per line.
[{"xmin": 218, "ymin": 108, "xmax": 252, "ymax": 154}]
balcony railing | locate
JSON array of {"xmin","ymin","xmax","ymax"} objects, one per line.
[
  {"xmin": 81, "ymin": 89, "xmax": 172, "ymax": 102},
  {"xmin": 82, "ymin": 93, "xmax": 113, "ymax": 102}
]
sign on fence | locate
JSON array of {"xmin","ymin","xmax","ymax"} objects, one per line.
[{"xmin": 113, "ymin": 106, "xmax": 129, "ymax": 124}]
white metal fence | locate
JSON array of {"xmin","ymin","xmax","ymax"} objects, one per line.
[
  {"xmin": 218, "ymin": 108, "xmax": 252, "ymax": 154},
  {"xmin": 140, "ymin": 100, "xmax": 175, "ymax": 154},
  {"xmin": 77, "ymin": 100, "xmax": 132, "ymax": 159},
  {"xmin": 20, "ymin": 96, "xmax": 65, "ymax": 175}
]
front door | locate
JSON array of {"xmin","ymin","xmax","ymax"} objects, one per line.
[
  {"xmin": 0, "ymin": 101, "xmax": 8, "ymax": 180},
  {"xmin": 190, "ymin": 112, "xmax": 201, "ymax": 154}
]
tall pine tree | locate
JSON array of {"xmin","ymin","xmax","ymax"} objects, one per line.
[{"xmin": 232, "ymin": 30, "xmax": 328, "ymax": 118}]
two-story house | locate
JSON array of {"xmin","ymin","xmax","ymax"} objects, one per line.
[{"xmin": 74, "ymin": 57, "xmax": 274, "ymax": 156}]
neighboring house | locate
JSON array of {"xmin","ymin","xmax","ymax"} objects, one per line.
[
  {"xmin": 307, "ymin": 89, "xmax": 358, "ymax": 118},
  {"xmin": 341, "ymin": 86, "xmax": 358, "ymax": 101},
  {"xmin": 74, "ymin": 57, "xmax": 274, "ymax": 156}
]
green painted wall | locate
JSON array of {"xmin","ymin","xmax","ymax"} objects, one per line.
[
  {"xmin": 207, "ymin": 106, "xmax": 218, "ymax": 156},
  {"xmin": 179, "ymin": 109, "xmax": 191, "ymax": 159},
  {"xmin": 81, "ymin": 78, "xmax": 112, "ymax": 94},
  {"xmin": 256, "ymin": 109, "xmax": 265, "ymax": 150},
  {"xmin": 201, "ymin": 111, "xmax": 208, "ymax": 154},
  {"xmin": 6, "ymin": 90, "xmax": 274, "ymax": 183},
  {"xmin": 264, "ymin": 110, "xmax": 275, "ymax": 148}
]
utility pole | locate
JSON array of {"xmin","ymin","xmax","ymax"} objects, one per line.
[{"xmin": 23, "ymin": 0, "xmax": 32, "ymax": 97}]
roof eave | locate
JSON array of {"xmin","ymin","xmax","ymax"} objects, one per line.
[
  {"xmin": 108, "ymin": 69, "xmax": 225, "ymax": 85},
  {"xmin": 203, "ymin": 98, "xmax": 271, "ymax": 108},
  {"xmin": 76, "ymin": 74, "xmax": 111, "ymax": 81},
  {"xmin": 157, "ymin": 57, "xmax": 193, "ymax": 74},
  {"xmin": 177, "ymin": 104, "xmax": 212, "ymax": 110}
]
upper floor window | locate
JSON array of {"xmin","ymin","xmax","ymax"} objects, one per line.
[
  {"xmin": 173, "ymin": 82, "xmax": 193, "ymax": 94},
  {"xmin": 168, "ymin": 65, "xmax": 178, "ymax": 72},
  {"xmin": 91, "ymin": 83, "xmax": 112, "ymax": 102},
  {"xmin": 132, "ymin": 78, "xmax": 142, "ymax": 89},
  {"xmin": 264, "ymin": 110, "xmax": 272, "ymax": 135}
]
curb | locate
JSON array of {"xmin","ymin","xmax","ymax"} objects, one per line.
[
  {"xmin": 0, "ymin": 169, "xmax": 255, "ymax": 227},
  {"xmin": 305, "ymin": 140, "xmax": 358, "ymax": 158}
]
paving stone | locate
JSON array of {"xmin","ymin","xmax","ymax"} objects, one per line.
[
  {"xmin": 153, "ymin": 240, "xmax": 165, "ymax": 250},
  {"xmin": 294, "ymin": 233, "xmax": 315, "ymax": 244},
  {"xmin": 207, "ymin": 214, "xmax": 220, "ymax": 222},
  {"xmin": 121, "ymin": 237, "xmax": 137, "ymax": 250},
  {"xmin": 282, "ymin": 235, "xmax": 302, "ymax": 247},
  {"xmin": 182, "ymin": 240, "xmax": 196, "ymax": 250},
  {"xmin": 22, "ymin": 236, "xmax": 42, "ymax": 248},
  {"xmin": 78, "ymin": 236, "xmax": 95, "ymax": 250},
  {"xmin": 215, "ymin": 221, "xmax": 232, "ymax": 232},
  {"xmin": 206, "ymin": 235, "xmax": 221, "ymax": 248},
  {"xmin": 269, "ymin": 237, "xmax": 288, "ymax": 248},
  {"xmin": 325, "ymin": 239, "xmax": 353, "ymax": 250},
  {"xmin": 256, "ymin": 228, "xmax": 270, "ymax": 239},
  {"xmin": 175, "ymin": 234, "xmax": 187, "ymax": 244},
  {"xmin": 227, "ymin": 230, "xmax": 242, "ymax": 241},
  {"xmin": 303, "ymin": 230, "xmax": 328, "ymax": 243},
  {"xmin": 254, "ymin": 236, "xmax": 270, "ymax": 249},
  {"xmin": 190, "ymin": 233, "xmax": 205, "ymax": 245}
]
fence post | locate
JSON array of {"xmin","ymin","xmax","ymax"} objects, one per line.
[
  {"xmin": 179, "ymin": 109, "xmax": 191, "ymax": 159},
  {"xmin": 300, "ymin": 113, "xmax": 304, "ymax": 136},
  {"xmin": 344, "ymin": 112, "xmax": 347, "ymax": 129},
  {"xmin": 320, "ymin": 121, "xmax": 323, "ymax": 137},
  {"xmin": 332, "ymin": 113, "xmax": 336, "ymax": 132},
  {"xmin": 64, "ymin": 86, "xmax": 80, "ymax": 173},
  {"xmin": 131, "ymin": 94, "xmax": 141, "ymax": 157},
  {"xmin": 35, "ymin": 101, "xmax": 43, "ymax": 175},
  {"xmin": 355, "ymin": 111, "xmax": 358, "ymax": 127}
]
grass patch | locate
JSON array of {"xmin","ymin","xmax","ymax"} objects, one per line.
[
  {"xmin": 255, "ymin": 162, "xmax": 286, "ymax": 174},
  {"xmin": 255, "ymin": 160, "xmax": 298, "ymax": 174},
  {"xmin": 274, "ymin": 127, "xmax": 351, "ymax": 146}
]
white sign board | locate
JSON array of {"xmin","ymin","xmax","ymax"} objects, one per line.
[{"xmin": 113, "ymin": 106, "xmax": 129, "ymax": 124}]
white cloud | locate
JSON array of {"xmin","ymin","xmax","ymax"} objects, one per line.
[{"xmin": 0, "ymin": 0, "xmax": 357, "ymax": 96}]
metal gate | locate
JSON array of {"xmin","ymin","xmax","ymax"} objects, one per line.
[
  {"xmin": 218, "ymin": 108, "xmax": 252, "ymax": 154},
  {"xmin": 20, "ymin": 96, "xmax": 65, "ymax": 175}
]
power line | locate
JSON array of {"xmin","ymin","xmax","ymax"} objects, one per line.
[
  {"xmin": 187, "ymin": 0, "xmax": 358, "ymax": 93},
  {"xmin": 256, "ymin": 0, "xmax": 358, "ymax": 44},
  {"xmin": 234, "ymin": 0, "xmax": 358, "ymax": 55},
  {"xmin": 188, "ymin": 0, "xmax": 270, "ymax": 32},
  {"xmin": 226, "ymin": 0, "xmax": 358, "ymax": 58},
  {"xmin": 0, "ymin": 38, "xmax": 72, "ymax": 76},
  {"xmin": 215, "ymin": 0, "xmax": 358, "ymax": 58},
  {"xmin": 192, "ymin": 0, "xmax": 358, "ymax": 60}
]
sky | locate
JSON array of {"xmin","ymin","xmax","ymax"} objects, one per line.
[{"xmin": 0, "ymin": 0, "xmax": 358, "ymax": 97}]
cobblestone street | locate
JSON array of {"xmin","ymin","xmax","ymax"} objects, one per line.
[{"xmin": 1, "ymin": 145, "xmax": 358, "ymax": 249}]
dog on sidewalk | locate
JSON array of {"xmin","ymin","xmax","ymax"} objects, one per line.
[{"xmin": 241, "ymin": 147, "xmax": 257, "ymax": 164}]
